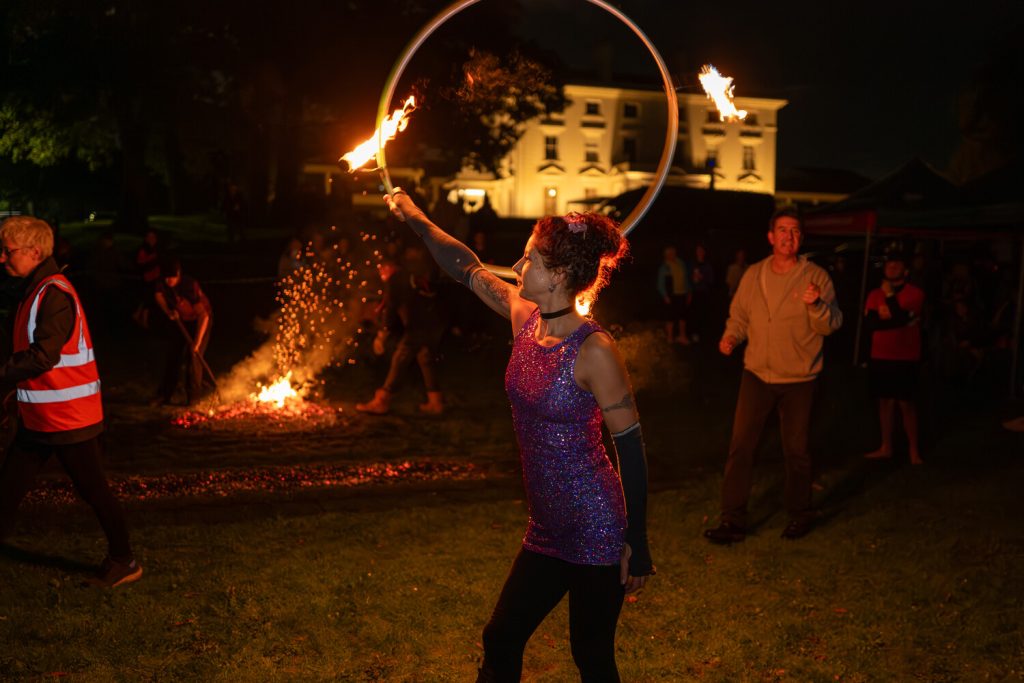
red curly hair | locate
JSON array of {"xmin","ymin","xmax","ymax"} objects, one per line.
[{"xmin": 532, "ymin": 212, "xmax": 629, "ymax": 299}]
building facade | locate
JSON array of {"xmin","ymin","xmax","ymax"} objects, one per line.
[{"xmin": 445, "ymin": 83, "xmax": 787, "ymax": 218}]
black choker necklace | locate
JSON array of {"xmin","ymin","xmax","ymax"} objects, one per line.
[{"xmin": 541, "ymin": 306, "xmax": 575, "ymax": 320}]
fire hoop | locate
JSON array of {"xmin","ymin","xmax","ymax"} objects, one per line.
[{"xmin": 375, "ymin": 0, "xmax": 678, "ymax": 277}]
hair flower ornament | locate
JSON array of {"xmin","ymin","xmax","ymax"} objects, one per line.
[{"xmin": 565, "ymin": 213, "xmax": 588, "ymax": 236}]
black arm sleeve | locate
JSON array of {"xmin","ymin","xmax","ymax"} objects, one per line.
[
  {"xmin": 0, "ymin": 288, "xmax": 75, "ymax": 388},
  {"xmin": 404, "ymin": 212, "xmax": 485, "ymax": 289},
  {"xmin": 612, "ymin": 422, "xmax": 655, "ymax": 576}
]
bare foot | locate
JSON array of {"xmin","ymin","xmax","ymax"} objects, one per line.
[{"xmin": 864, "ymin": 448, "xmax": 892, "ymax": 460}]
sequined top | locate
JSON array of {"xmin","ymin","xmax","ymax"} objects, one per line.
[{"xmin": 505, "ymin": 308, "xmax": 627, "ymax": 565}]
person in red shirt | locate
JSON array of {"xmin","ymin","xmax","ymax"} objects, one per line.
[
  {"xmin": 864, "ymin": 252, "xmax": 925, "ymax": 465},
  {"xmin": 153, "ymin": 256, "xmax": 212, "ymax": 406}
]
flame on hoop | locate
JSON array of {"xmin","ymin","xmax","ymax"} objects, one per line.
[
  {"xmin": 698, "ymin": 65, "xmax": 747, "ymax": 122},
  {"xmin": 339, "ymin": 95, "xmax": 417, "ymax": 172},
  {"xmin": 575, "ymin": 293, "xmax": 593, "ymax": 317}
]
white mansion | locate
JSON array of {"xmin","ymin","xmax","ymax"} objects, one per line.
[{"xmin": 444, "ymin": 82, "xmax": 787, "ymax": 218}]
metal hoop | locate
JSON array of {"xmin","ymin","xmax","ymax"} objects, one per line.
[{"xmin": 376, "ymin": 0, "xmax": 678, "ymax": 275}]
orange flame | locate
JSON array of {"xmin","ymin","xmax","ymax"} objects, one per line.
[
  {"xmin": 339, "ymin": 96, "xmax": 417, "ymax": 172},
  {"xmin": 698, "ymin": 65, "xmax": 747, "ymax": 122},
  {"xmin": 575, "ymin": 293, "xmax": 593, "ymax": 317},
  {"xmin": 251, "ymin": 371, "xmax": 301, "ymax": 409}
]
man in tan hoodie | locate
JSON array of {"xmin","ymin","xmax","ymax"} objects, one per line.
[{"xmin": 705, "ymin": 207, "xmax": 842, "ymax": 543}]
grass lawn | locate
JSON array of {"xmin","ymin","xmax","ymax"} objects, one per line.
[
  {"xmin": 2, "ymin": 211, "xmax": 1022, "ymax": 679},
  {"xmin": 2, "ymin": 431, "xmax": 1022, "ymax": 681}
]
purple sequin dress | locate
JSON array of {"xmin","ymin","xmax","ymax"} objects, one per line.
[{"xmin": 505, "ymin": 308, "xmax": 627, "ymax": 566}]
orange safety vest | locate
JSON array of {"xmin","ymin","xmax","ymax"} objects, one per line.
[{"xmin": 13, "ymin": 274, "xmax": 103, "ymax": 432}]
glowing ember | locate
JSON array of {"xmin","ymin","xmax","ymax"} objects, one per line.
[
  {"xmin": 698, "ymin": 65, "xmax": 747, "ymax": 122},
  {"xmin": 24, "ymin": 460, "xmax": 485, "ymax": 505},
  {"xmin": 339, "ymin": 95, "xmax": 417, "ymax": 172},
  {"xmin": 173, "ymin": 399, "xmax": 337, "ymax": 430},
  {"xmin": 253, "ymin": 372, "xmax": 300, "ymax": 408}
]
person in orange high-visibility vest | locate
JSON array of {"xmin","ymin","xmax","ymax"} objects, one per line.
[{"xmin": 0, "ymin": 216, "xmax": 141, "ymax": 588}]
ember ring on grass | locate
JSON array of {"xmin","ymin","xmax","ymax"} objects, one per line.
[{"xmin": 374, "ymin": 0, "xmax": 679, "ymax": 280}]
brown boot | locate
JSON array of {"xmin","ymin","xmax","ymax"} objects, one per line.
[
  {"xmin": 356, "ymin": 388, "xmax": 391, "ymax": 414},
  {"xmin": 418, "ymin": 391, "xmax": 444, "ymax": 415}
]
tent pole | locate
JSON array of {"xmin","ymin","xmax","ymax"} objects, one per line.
[
  {"xmin": 1011, "ymin": 238, "xmax": 1024, "ymax": 398},
  {"xmin": 853, "ymin": 214, "xmax": 875, "ymax": 366}
]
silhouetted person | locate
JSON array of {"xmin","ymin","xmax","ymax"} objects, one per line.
[
  {"xmin": 725, "ymin": 248, "xmax": 748, "ymax": 299},
  {"xmin": 133, "ymin": 228, "xmax": 162, "ymax": 329},
  {"xmin": 656, "ymin": 245, "xmax": 690, "ymax": 344},
  {"xmin": 153, "ymin": 257, "xmax": 212, "ymax": 407},
  {"xmin": 688, "ymin": 244, "xmax": 715, "ymax": 342},
  {"xmin": 356, "ymin": 244, "xmax": 448, "ymax": 415},
  {"xmin": 224, "ymin": 182, "xmax": 247, "ymax": 244}
]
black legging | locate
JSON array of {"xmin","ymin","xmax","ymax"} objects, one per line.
[
  {"xmin": 477, "ymin": 548, "xmax": 625, "ymax": 683},
  {"xmin": 0, "ymin": 436, "xmax": 132, "ymax": 561}
]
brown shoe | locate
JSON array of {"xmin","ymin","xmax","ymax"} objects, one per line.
[
  {"xmin": 704, "ymin": 522, "xmax": 746, "ymax": 544},
  {"xmin": 781, "ymin": 518, "xmax": 814, "ymax": 540},
  {"xmin": 86, "ymin": 556, "xmax": 143, "ymax": 588}
]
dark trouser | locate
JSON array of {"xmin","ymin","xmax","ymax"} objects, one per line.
[
  {"xmin": 477, "ymin": 549, "xmax": 624, "ymax": 683},
  {"xmin": 721, "ymin": 371, "xmax": 816, "ymax": 528},
  {"xmin": 158, "ymin": 318, "xmax": 211, "ymax": 404},
  {"xmin": 0, "ymin": 436, "xmax": 132, "ymax": 561},
  {"xmin": 382, "ymin": 334, "xmax": 439, "ymax": 393}
]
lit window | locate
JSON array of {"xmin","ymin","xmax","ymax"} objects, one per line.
[
  {"xmin": 623, "ymin": 138, "xmax": 637, "ymax": 164},
  {"xmin": 742, "ymin": 146, "xmax": 756, "ymax": 171},
  {"xmin": 544, "ymin": 187, "xmax": 558, "ymax": 215},
  {"xmin": 706, "ymin": 148, "xmax": 718, "ymax": 169},
  {"xmin": 544, "ymin": 136, "xmax": 558, "ymax": 160}
]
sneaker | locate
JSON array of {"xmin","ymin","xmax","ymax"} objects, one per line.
[
  {"xmin": 704, "ymin": 522, "xmax": 746, "ymax": 544},
  {"xmin": 781, "ymin": 518, "xmax": 814, "ymax": 540},
  {"xmin": 86, "ymin": 556, "xmax": 143, "ymax": 588}
]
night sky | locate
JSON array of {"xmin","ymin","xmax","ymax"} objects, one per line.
[{"xmin": 505, "ymin": 0, "xmax": 1023, "ymax": 180}]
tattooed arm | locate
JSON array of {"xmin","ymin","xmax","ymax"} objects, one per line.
[
  {"xmin": 386, "ymin": 189, "xmax": 521, "ymax": 321},
  {"xmin": 576, "ymin": 332, "xmax": 638, "ymax": 433},
  {"xmin": 470, "ymin": 269, "xmax": 521, "ymax": 320}
]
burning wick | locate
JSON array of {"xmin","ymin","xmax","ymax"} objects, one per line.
[
  {"xmin": 338, "ymin": 95, "xmax": 417, "ymax": 173},
  {"xmin": 698, "ymin": 65, "xmax": 747, "ymax": 122},
  {"xmin": 252, "ymin": 371, "xmax": 300, "ymax": 409}
]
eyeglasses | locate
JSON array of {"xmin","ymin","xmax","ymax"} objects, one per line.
[{"xmin": 0, "ymin": 246, "xmax": 29, "ymax": 258}]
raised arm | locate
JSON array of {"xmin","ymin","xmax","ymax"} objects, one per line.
[
  {"xmin": 577, "ymin": 332, "xmax": 655, "ymax": 589},
  {"xmin": 385, "ymin": 190, "xmax": 520, "ymax": 320}
]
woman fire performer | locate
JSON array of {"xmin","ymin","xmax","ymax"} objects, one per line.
[{"xmin": 384, "ymin": 189, "xmax": 654, "ymax": 682}]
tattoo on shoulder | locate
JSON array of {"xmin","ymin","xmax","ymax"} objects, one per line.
[{"xmin": 602, "ymin": 393, "xmax": 635, "ymax": 414}]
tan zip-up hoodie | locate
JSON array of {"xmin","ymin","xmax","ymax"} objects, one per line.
[{"xmin": 722, "ymin": 255, "xmax": 843, "ymax": 384}]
